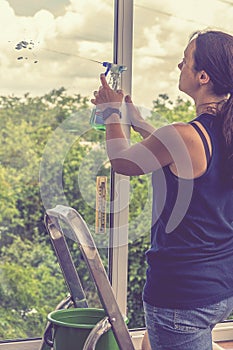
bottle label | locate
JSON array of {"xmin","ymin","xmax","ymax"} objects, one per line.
[{"xmin": 90, "ymin": 108, "xmax": 106, "ymax": 131}]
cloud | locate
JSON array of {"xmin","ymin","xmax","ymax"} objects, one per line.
[
  {"xmin": 0, "ymin": 0, "xmax": 233, "ymax": 108},
  {"xmin": 0, "ymin": 0, "xmax": 113, "ymax": 98},
  {"xmin": 7, "ymin": 0, "xmax": 70, "ymax": 17},
  {"xmin": 131, "ymin": 0, "xmax": 233, "ymax": 106}
]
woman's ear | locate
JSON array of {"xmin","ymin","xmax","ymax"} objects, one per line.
[{"xmin": 199, "ymin": 70, "xmax": 210, "ymax": 86}]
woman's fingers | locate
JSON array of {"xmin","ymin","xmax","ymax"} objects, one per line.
[
  {"xmin": 125, "ymin": 95, "xmax": 139, "ymax": 114},
  {"xmin": 91, "ymin": 74, "xmax": 124, "ymax": 108},
  {"xmin": 116, "ymin": 89, "xmax": 124, "ymax": 98},
  {"xmin": 90, "ymin": 98, "xmax": 97, "ymax": 105},
  {"xmin": 100, "ymin": 73, "xmax": 109, "ymax": 88},
  {"xmin": 125, "ymin": 95, "xmax": 143, "ymax": 127},
  {"xmin": 125, "ymin": 95, "xmax": 132, "ymax": 103}
]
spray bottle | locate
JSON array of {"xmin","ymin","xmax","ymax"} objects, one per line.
[{"xmin": 90, "ymin": 62, "xmax": 127, "ymax": 131}]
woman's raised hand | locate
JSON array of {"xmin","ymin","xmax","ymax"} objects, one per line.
[{"xmin": 91, "ymin": 73, "xmax": 124, "ymax": 110}]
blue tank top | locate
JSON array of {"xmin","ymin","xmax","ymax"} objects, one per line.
[{"xmin": 143, "ymin": 113, "xmax": 233, "ymax": 309}]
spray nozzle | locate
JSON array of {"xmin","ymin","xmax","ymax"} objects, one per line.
[{"xmin": 102, "ymin": 62, "xmax": 127, "ymax": 90}]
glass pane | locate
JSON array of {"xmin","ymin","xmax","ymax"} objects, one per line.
[
  {"xmin": 0, "ymin": 0, "xmax": 114, "ymax": 340},
  {"xmin": 129, "ymin": 0, "xmax": 233, "ymax": 328}
]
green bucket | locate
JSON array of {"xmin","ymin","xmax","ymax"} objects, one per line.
[{"xmin": 47, "ymin": 308, "xmax": 123, "ymax": 350}]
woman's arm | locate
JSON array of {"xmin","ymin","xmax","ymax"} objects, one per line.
[
  {"xmin": 124, "ymin": 95, "xmax": 155, "ymax": 139},
  {"xmin": 91, "ymin": 74, "xmax": 193, "ymax": 177}
]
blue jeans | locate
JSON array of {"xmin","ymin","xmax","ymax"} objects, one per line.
[{"xmin": 144, "ymin": 296, "xmax": 233, "ymax": 350}]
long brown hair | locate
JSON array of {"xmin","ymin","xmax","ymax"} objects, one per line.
[{"xmin": 191, "ymin": 30, "xmax": 233, "ymax": 183}]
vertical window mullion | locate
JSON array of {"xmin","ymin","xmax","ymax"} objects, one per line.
[{"xmin": 108, "ymin": 0, "xmax": 134, "ymax": 316}]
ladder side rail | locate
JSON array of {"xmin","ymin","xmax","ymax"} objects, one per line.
[
  {"xmin": 46, "ymin": 205, "xmax": 135, "ymax": 350},
  {"xmin": 45, "ymin": 214, "xmax": 88, "ymax": 308}
]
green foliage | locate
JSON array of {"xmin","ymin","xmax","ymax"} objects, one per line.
[
  {"xmin": 0, "ymin": 236, "xmax": 67, "ymax": 339},
  {"xmin": 0, "ymin": 166, "xmax": 19, "ymax": 223},
  {"xmin": 0, "ymin": 88, "xmax": 93, "ymax": 339},
  {"xmin": 0, "ymin": 89, "xmax": 196, "ymax": 339},
  {"xmin": 150, "ymin": 93, "xmax": 195, "ymax": 126}
]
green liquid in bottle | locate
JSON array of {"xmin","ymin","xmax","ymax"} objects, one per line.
[{"xmin": 90, "ymin": 108, "xmax": 106, "ymax": 131}]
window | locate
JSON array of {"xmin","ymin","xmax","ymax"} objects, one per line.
[
  {"xmin": 1, "ymin": 0, "xmax": 233, "ymax": 346},
  {"xmin": 127, "ymin": 0, "xmax": 233, "ymax": 330},
  {"xmin": 0, "ymin": 0, "xmax": 115, "ymax": 340}
]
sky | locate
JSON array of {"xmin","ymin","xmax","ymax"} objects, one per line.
[{"xmin": 1, "ymin": 0, "xmax": 233, "ymax": 109}]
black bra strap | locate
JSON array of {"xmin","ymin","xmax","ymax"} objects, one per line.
[{"xmin": 190, "ymin": 122, "xmax": 211, "ymax": 164}]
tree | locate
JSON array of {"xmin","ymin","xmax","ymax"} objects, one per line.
[
  {"xmin": 0, "ymin": 236, "xmax": 67, "ymax": 338},
  {"xmin": 151, "ymin": 93, "xmax": 195, "ymax": 125},
  {"xmin": 0, "ymin": 89, "xmax": 91, "ymax": 246},
  {"xmin": 0, "ymin": 88, "xmax": 107, "ymax": 339},
  {"xmin": 0, "ymin": 90, "xmax": 196, "ymax": 338}
]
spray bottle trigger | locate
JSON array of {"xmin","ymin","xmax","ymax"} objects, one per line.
[{"xmin": 102, "ymin": 62, "xmax": 112, "ymax": 76}]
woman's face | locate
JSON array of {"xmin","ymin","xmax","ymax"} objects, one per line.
[{"xmin": 178, "ymin": 39, "xmax": 199, "ymax": 98}]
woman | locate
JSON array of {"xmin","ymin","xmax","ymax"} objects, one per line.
[{"xmin": 91, "ymin": 30, "xmax": 233, "ymax": 350}]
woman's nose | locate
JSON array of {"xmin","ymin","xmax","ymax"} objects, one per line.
[{"xmin": 178, "ymin": 61, "xmax": 182, "ymax": 70}]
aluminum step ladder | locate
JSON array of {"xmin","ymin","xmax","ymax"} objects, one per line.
[{"xmin": 40, "ymin": 205, "xmax": 135, "ymax": 350}]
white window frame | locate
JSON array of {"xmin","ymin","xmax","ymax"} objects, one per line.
[{"xmin": 108, "ymin": 0, "xmax": 133, "ymax": 316}]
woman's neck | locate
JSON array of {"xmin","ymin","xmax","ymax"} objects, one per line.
[{"xmin": 196, "ymin": 98, "xmax": 227, "ymax": 116}]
